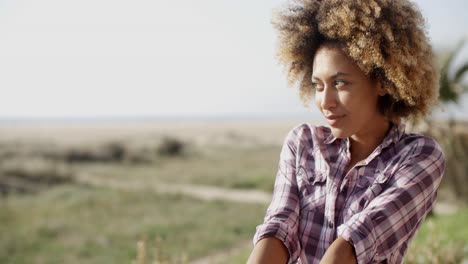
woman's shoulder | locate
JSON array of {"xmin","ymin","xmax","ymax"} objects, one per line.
[
  {"xmin": 284, "ymin": 122, "xmax": 332, "ymax": 146},
  {"xmin": 396, "ymin": 131, "xmax": 445, "ymax": 162}
]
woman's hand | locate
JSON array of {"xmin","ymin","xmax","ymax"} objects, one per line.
[{"xmin": 320, "ymin": 236, "xmax": 357, "ymax": 264}]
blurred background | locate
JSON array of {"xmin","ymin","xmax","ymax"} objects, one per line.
[{"xmin": 0, "ymin": 0, "xmax": 467, "ymax": 263}]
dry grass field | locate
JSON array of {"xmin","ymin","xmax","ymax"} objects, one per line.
[{"xmin": 0, "ymin": 118, "xmax": 467, "ymax": 263}]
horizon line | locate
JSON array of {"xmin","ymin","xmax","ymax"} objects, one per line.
[{"xmin": 0, "ymin": 113, "xmax": 322, "ymax": 124}]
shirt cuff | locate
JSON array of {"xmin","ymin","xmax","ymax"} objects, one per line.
[
  {"xmin": 253, "ymin": 220, "xmax": 301, "ymax": 264},
  {"xmin": 337, "ymin": 221, "xmax": 377, "ymax": 264}
]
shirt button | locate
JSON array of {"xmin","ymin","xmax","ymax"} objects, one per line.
[{"xmin": 328, "ymin": 221, "xmax": 334, "ymax": 228}]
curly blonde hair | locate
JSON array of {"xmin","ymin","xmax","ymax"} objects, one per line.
[{"xmin": 272, "ymin": 0, "xmax": 439, "ymax": 121}]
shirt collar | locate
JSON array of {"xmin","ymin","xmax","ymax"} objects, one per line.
[
  {"xmin": 323, "ymin": 122, "xmax": 405, "ymax": 147},
  {"xmin": 380, "ymin": 122, "xmax": 405, "ymax": 149},
  {"xmin": 324, "ymin": 131, "xmax": 339, "ymax": 145}
]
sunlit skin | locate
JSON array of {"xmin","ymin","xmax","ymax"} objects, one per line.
[
  {"xmin": 246, "ymin": 237, "xmax": 288, "ymax": 264},
  {"xmin": 247, "ymin": 43, "xmax": 391, "ymax": 264},
  {"xmin": 312, "ymin": 43, "xmax": 390, "ymax": 172},
  {"xmin": 313, "ymin": 43, "xmax": 390, "ymax": 264}
]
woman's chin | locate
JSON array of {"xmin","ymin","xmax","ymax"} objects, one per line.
[{"xmin": 329, "ymin": 126, "xmax": 351, "ymax": 139}]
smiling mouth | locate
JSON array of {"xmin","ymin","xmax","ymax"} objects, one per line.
[
  {"xmin": 325, "ymin": 114, "xmax": 345, "ymax": 125},
  {"xmin": 325, "ymin": 114, "xmax": 345, "ymax": 120}
]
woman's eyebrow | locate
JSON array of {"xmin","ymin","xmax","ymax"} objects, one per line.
[
  {"xmin": 331, "ymin": 72, "xmax": 350, "ymax": 78},
  {"xmin": 312, "ymin": 71, "xmax": 350, "ymax": 80}
]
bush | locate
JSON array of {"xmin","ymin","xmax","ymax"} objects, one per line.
[
  {"xmin": 0, "ymin": 158, "xmax": 74, "ymax": 195},
  {"xmin": 427, "ymin": 124, "xmax": 468, "ymax": 203},
  {"xmin": 157, "ymin": 136, "xmax": 187, "ymax": 157}
]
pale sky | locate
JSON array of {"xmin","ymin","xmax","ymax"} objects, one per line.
[{"xmin": 0, "ymin": 0, "xmax": 467, "ymax": 119}]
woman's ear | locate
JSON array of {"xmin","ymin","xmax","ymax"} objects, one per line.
[{"xmin": 376, "ymin": 81, "xmax": 387, "ymax": 96}]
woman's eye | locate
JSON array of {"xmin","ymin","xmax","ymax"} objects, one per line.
[
  {"xmin": 312, "ymin": 82, "xmax": 323, "ymax": 90},
  {"xmin": 335, "ymin": 80, "xmax": 348, "ymax": 88}
]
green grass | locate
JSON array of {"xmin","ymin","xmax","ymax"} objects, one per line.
[
  {"xmin": 72, "ymin": 144, "xmax": 280, "ymax": 192},
  {"xmin": 0, "ymin": 184, "xmax": 268, "ymax": 264},
  {"xmin": 405, "ymin": 208, "xmax": 468, "ymax": 263},
  {"xmin": 227, "ymin": 247, "xmax": 252, "ymax": 264},
  {"xmin": 2, "ymin": 127, "xmax": 467, "ymax": 264}
]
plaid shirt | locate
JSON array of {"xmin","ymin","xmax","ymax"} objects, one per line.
[{"xmin": 253, "ymin": 123, "xmax": 445, "ymax": 264}]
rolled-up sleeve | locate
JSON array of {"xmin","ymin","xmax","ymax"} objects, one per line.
[
  {"xmin": 337, "ymin": 138, "xmax": 446, "ymax": 263},
  {"xmin": 253, "ymin": 127, "xmax": 302, "ymax": 263}
]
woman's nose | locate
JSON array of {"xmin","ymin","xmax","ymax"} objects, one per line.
[{"xmin": 320, "ymin": 87, "xmax": 337, "ymax": 110}]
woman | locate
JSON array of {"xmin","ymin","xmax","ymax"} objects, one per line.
[{"xmin": 247, "ymin": 1, "xmax": 446, "ymax": 263}]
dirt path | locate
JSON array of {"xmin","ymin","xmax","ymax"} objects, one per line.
[
  {"xmin": 75, "ymin": 172, "xmax": 265, "ymax": 263},
  {"xmin": 74, "ymin": 172, "xmax": 461, "ymax": 264},
  {"xmin": 75, "ymin": 172, "xmax": 272, "ymax": 205},
  {"xmin": 76, "ymin": 172, "xmax": 458, "ymax": 214}
]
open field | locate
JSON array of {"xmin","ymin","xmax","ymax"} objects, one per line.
[
  {"xmin": 0, "ymin": 184, "xmax": 267, "ymax": 263},
  {"xmin": 1, "ymin": 119, "xmax": 467, "ymax": 263},
  {"xmin": 0, "ymin": 119, "xmax": 308, "ymax": 147},
  {"xmin": 0, "ymin": 120, "xmax": 298, "ymax": 263},
  {"xmin": 70, "ymin": 144, "xmax": 280, "ymax": 193}
]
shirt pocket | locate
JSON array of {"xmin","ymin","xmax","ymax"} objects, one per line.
[
  {"xmin": 347, "ymin": 171, "xmax": 392, "ymax": 215},
  {"xmin": 296, "ymin": 167, "xmax": 327, "ymax": 244},
  {"xmin": 366, "ymin": 171, "xmax": 393, "ymax": 200},
  {"xmin": 296, "ymin": 167, "xmax": 327, "ymax": 210}
]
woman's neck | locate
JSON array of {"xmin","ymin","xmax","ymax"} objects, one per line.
[{"xmin": 348, "ymin": 119, "xmax": 391, "ymax": 166}]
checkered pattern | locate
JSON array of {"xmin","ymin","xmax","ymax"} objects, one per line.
[{"xmin": 253, "ymin": 123, "xmax": 445, "ymax": 264}]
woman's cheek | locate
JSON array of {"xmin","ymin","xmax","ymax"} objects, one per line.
[
  {"xmin": 337, "ymin": 91, "xmax": 353, "ymax": 109},
  {"xmin": 314, "ymin": 93, "xmax": 322, "ymax": 110}
]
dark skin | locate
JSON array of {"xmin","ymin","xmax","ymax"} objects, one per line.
[
  {"xmin": 246, "ymin": 237, "xmax": 288, "ymax": 264},
  {"xmin": 246, "ymin": 236, "xmax": 356, "ymax": 264},
  {"xmin": 248, "ymin": 43, "xmax": 390, "ymax": 264},
  {"xmin": 320, "ymin": 236, "xmax": 357, "ymax": 264}
]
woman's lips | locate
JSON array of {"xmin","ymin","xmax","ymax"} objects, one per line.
[{"xmin": 325, "ymin": 114, "xmax": 345, "ymax": 126}]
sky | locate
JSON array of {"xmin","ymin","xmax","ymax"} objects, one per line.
[{"xmin": 0, "ymin": 0, "xmax": 467, "ymax": 120}]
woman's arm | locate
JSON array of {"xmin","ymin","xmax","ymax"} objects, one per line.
[
  {"xmin": 250, "ymin": 125, "xmax": 308, "ymax": 263},
  {"xmin": 320, "ymin": 236, "xmax": 357, "ymax": 264},
  {"xmin": 336, "ymin": 138, "xmax": 446, "ymax": 263},
  {"xmin": 247, "ymin": 236, "xmax": 289, "ymax": 264}
]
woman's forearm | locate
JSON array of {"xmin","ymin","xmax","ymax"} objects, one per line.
[{"xmin": 247, "ymin": 236, "xmax": 289, "ymax": 264}]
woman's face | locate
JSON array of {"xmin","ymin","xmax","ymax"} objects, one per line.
[{"xmin": 312, "ymin": 43, "xmax": 387, "ymax": 139}]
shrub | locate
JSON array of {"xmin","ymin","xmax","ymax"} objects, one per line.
[
  {"xmin": 427, "ymin": 123, "xmax": 468, "ymax": 203},
  {"xmin": 157, "ymin": 136, "xmax": 187, "ymax": 157},
  {"xmin": 0, "ymin": 158, "xmax": 74, "ymax": 195}
]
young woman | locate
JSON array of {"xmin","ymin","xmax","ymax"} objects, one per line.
[{"xmin": 247, "ymin": 1, "xmax": 446, "ymax": 263}]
